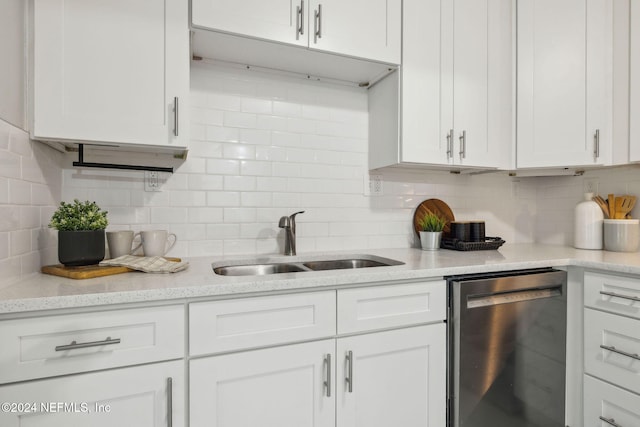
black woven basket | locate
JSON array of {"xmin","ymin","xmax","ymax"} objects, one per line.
[{"xmin": 440, "ymin": 236, "xmax": 505, "ymax": 251}]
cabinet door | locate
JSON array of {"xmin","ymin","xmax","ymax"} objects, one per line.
[
  {"xmin": 336, "ymin": 324, "xmax": 446, "ymax": 427},
  {"xmin": 399, "ymin": 0, "xmax": 451, "ymax": 165},
  {"xmin": 0, "ymin": 360, "xmax": 184, "ymax": 427},
  {"xmin": 631, "ymin": 1, "xmax": 640, "ymax": 161},
  {"xmin": 517, "ymin": 0, "xmax": 612, "ymax": 168},
  {"xmin": 451, "ymin": 0, "xmax": 511, "ymax": 169},
  {"xmin": 32, "ymin": 0, "xmax": 189, "ymax": 147},
  {"xmin": 191, "ymin": 0, "xmax": 306, "ymax": 47},
  {"xmin": 190, "ymin": 340, "xmax": 335, "ymax": 427},
  {"xmin": 584, "ymin": 375, "xmax": 640, "ymax": 427},
  {"xmin": 308, "ymin": 0, "xmax": 401, "ymax": 64}
]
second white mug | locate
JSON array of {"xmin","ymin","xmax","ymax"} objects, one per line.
[{"xmin": 134, "ymin": 230, "xmax": 177, "ymax": 257}]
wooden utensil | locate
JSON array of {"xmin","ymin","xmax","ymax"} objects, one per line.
[
  {"xmin": 615, "ymin": 196, "xmax": 636, "ymax": 219},
  {"xmin": 608, "ymin": 194, "xmax": 616, "ymax": 220},
  {"xmin": 593, "ymin": 195, "xmax": 609, "ymax": 218}
]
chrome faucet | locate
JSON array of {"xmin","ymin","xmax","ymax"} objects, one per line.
[{"xmin": 278, "ymin": 211, "xmax": 305, "ymax": 255}]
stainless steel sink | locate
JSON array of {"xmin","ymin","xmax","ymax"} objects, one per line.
[
  {"xmin": 213, "ymin": 263, "xmax": 307, "ymax": 276},
  {"xmin": 212, "ymin": 254, "xmax": 404, "ymax": 276},
  {"xmin": 303, "ymin": 259, "xmax": 392, "ymax": 271}
]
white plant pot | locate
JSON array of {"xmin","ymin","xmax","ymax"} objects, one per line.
[{"xmin": 419, "ymin": 231, "xmax": 442, "ymax": 251}]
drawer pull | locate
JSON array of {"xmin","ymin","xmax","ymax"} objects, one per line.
[
  {"xmin": 323, "ymin": 353, "xmax": 332, "ymax": 397},
  {"xmin": 599, "ymin": 416, "xmax": 623, "ymax": 427},
  {"xmin": 346, "ymin": 350, "xmax": 354, "ymax": 393},
  {"xmin": 600, "ymin": 290, "xmax": 640, "ymax": 303},
  {"xmin": 167, "ymin": 377, "xmax": 173, "ymax": 427},
  {"xmin": 55, "ymin": 336, "xmax": 121, "ymax": 352},
  {"xmin": 600, "ymin": 344, "xmax": 640, "ymax": 361}
]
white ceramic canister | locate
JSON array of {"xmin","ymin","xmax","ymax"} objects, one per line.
[{"xmin": 574, "ymin": 192, "xmax": 604, "ymax": 249}]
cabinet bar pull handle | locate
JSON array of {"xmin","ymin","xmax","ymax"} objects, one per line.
[
  {"xmin": 55, "ymin": 336, "xmax": 121, "ymax": 352},
  {"xmin": 296, "ymin": 1, "xmax": 304, "ymax": 39},
  {"xmin": 346, "ymin": 350, "xmax": 353, "ymax": 393},
  {"xmin": 173, "ymin": 97, "xmax": 179, "ymax": 137},
  {"xmin": 167, "ymin": 377, "xmax": 173, "ymax": 427},
  {"xmin": 600, "ymin": 290, "xmax": 640, "ymax": 303},
  {"xmin": 600, "ymin": 344, "xmax": 640, "ymax": 361},
  {"xmin": 594, "ymin": 129, "xmax": 600, "ymax": 160},
  {"xmin": 599, "ymin": 416, "xmax": 623, "ymax": 427},
  {"xmin": 459, "ymin": 130, "xmax": 466, "ymax": 159},
  {"xmin": 446, "ymin": 129, "xmax": 453, "ymax": 159},
  {"xmin": 324, "ymin": 354, "xmax": 331, "ymax": 397},
  {"xmin": 314, "ymin": 4, "xmax": 322, "ymax": 43}
]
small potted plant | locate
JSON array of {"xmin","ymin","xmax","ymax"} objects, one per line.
[
  {"xmin": 418, "ymin": 211, "xmax": 447, "ymax": 250},
  {"xmin": 49, "ymin": 199, "xmax": 109, "ymax": 266}
]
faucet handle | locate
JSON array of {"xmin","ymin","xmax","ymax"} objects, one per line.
[{"xmin": 278, "ymin": 216, "xmax": 290, "ymax": 228}]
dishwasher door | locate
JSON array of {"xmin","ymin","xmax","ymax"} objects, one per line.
[{"xmin": 448, "ymin": 269, "xmax": 567, "ymax": 427}]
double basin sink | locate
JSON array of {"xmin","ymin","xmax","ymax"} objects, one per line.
[{"xmin": 213, "ymin": 254, "xmax": 404, "ymax": 276}]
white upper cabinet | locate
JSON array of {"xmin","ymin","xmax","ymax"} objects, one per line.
[
  {"xmin": 0, "ymin": 0, "xmax": 26, "ymax": 130},
  {"xmin": 307, "ymin": 0, "xmax": 401, "ymax": 64},
  {"xmin": 631, "ymin": 1, "xmax": 640, "ymax": 162},
  {"xmin": 191, "ymin": 0, "xmax": 401, "ymax": 65},
  {"xmin": 369, "ymin": 0, "xmax": 512, "ymax": 170},
  {"xmin": 517, "ymin": 0, "xmax": 612, "ymax": 168},
  {"xmin": 191, "ymin": 0, "xmax": 307, "ymax": 48},
  {"xmin": 31, "ymin": 0, "xmax": 189, "ymax": 149}
]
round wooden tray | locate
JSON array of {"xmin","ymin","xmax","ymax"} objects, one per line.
[{"xmin": 413, "ymin": 199, "xmax": 455, "ymax": 236}]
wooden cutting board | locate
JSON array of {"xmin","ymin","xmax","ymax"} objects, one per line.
[
  {"xmin": 413, "ymin": 199, "xmax": 455, "ymax": 236},
  {"xmin": 41, "ymin": 257, "xmax": 182, "ymax": 280}
]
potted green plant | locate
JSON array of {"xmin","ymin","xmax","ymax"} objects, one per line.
[
  {"xmin": 418, "ymin": 211, "xmax": 447, "ymax": 250},
  {"xmin": 49, "ymin": 199, "xmax": 109, "ymax": 266}
]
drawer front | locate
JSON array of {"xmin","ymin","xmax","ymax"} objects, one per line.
[
  {"xmin": 584, "ymin": 308, "xmax": 640, "ymax": 395},
  {"xmin": 337, "ymin": 281, "xmax": 446, "ymax": 334},
  {"xmin": 0, "ymin": 305, "xmax": 185, "ymax": 384},
  {"xmin": 584, "ymin": 271, "xmax": 640, "ymax": 320},
  {"xmin": 584, "ymin": 374, "xmax": 640, "ymax": 427},
  {"xmin": 189, "ymin": 291, "xmax": 336, "ymax": 356}
]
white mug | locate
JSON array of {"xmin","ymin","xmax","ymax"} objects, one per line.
[
  {"xmin": 106, "ymin": 230, "xmax": 135, "ymax": 259},
  {"xmin": 133, "ymin": 230, "xmax": 177, "ymax": 257}
]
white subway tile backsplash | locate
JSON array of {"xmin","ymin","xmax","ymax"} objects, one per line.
[
  {"xmin": 0, "ymin": 232, "xmax": 8, "ymax": 259},
  {"xmin": 0, "ymin": 150, "xmax": 21, "ymax": 179},
  {"xmin": 207, "ymin": 191, "xmax": 241, "ymax": 207},
  {"xmin": 10, "ymin": 229, "xmax": 31, "ymax": 256},
  {"xmin": 240, "ymin": 192, "xmax": 272, "ymax": 207},
  {"xmin": 188, "ymin": 174, "xmax": 224, "ymax": 191},
  {"xmin": 241, "ymin": 98, "xmax": 273, "ymax": 114},
  {"xmin": 188, "ymin": 207, "xmax": 223, "ymax": 224},
  {"xmin": 223, "ymin": 207, "xmax": 256, "ymax": 223},
  {"xmin": 224, "ymin": 111, "xmax": 257, "ymax": 129},
  {"xmin": 169, "ymin": 190, "xmax": 206, "ymax": 207},
  {"xmin": 151, "ymin": 207, "xmax": 188, "ymax": 224},
  {"xmin": 239, "ymin": 128, "xmax": 271, "ymax": 145},
  {"xmin": 240, "ymin": 160, "xmax": 272, "ymax": 176},
  {"xmin": 207, "ymin": 223, "xmax": 240, "ymax": 239},
  {"xmin": 207, "ymin": 159, "xmax": 240, "ymax": 175},
  {"xmin": 206, "ymin": 125, "xmax": 240, "ymax": 143},
  {"xmin": 9, "ymin": 179, "xmax": 30, "ymax": 205},
  {"xmin": 224, "ymin": 176, "xmax": 256, "ymax": 191},
  {"xmin": 223, "ymin": 144, "xmax": 256, "ymax": 160},
  {"xmin": 273, "ymin": 101, "xmax": 302, "ymax": 117}
]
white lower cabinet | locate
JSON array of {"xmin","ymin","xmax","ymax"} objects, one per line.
[
  {"xmin": 336, "ymin": 324, "xmax": 446, "ymax": 427},
  {"xmin": 189, "ymin": 281, "xmax": 447, "ymax": 427},
  {"xmin": 584, "ymin": 375, "xmax": 640, "ymax": 427},
  {"xmin": 0, "ymin": 360, "xmax": 184, "ymax": 427},
  {"xmin": 190, "ymin": 339, "xmax": 335, "ymax": 427}
]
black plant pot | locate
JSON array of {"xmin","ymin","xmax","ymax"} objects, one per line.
[{"xmin": 58, "ymin": 230, "xmax": 106, "ymax": 266}]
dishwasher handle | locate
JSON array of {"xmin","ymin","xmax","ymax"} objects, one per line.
[{"xmin": 467, "ymin": 286, "xmax": 562, "ymax": 309}]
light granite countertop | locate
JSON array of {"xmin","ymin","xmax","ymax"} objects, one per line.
[{"xmin": 3, "ymin": 243, "xmax": 640, "ymax": 315}]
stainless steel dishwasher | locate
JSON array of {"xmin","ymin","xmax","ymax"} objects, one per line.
[{"xmin": 447, "ymin": 268, "xmax": 567, "ymax": 427}]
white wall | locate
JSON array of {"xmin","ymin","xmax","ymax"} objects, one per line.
[
  {"xmin": 60, "ymin": 62, "xmax": 537, "ymax": 257},
  {"xmin": 0, "ymin": 119, "xmax": 62, "ymax": 287}
]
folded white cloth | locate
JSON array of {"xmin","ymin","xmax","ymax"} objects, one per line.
[{"xmin": 99, "ymin": 255, "xmax": 189, "ymax": 274}]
